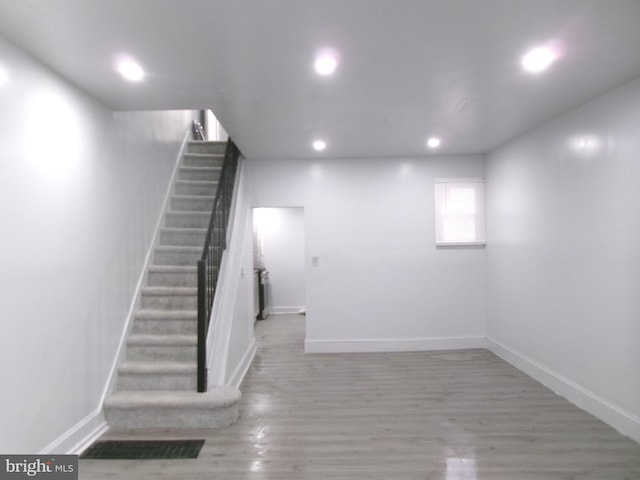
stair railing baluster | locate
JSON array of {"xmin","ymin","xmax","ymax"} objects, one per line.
[{"xmin": 196, "ymin": 132, "xmax": 241, "ymax": 392}]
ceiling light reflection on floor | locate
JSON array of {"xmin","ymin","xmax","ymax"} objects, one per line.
[
  {"xmin": 250, "ymin": 460, "xmax": 264, "ymax": 472},
  {"xmin": 446, "ymin": 457, "xmax": 477, "ymax": 480}
]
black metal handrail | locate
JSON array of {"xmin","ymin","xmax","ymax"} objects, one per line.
[{"xmin": 197, "ymin": 137, "xmax": 241, "ymax": 392}]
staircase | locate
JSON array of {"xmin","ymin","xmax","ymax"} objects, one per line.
[{"xmin": 104, "ymin": 140, "xmax": 241, "ymax": 430}]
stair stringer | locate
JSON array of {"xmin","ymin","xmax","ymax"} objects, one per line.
[{"xmin": 206, "ymin": 156, "xmax": 257, "ymax": 388}]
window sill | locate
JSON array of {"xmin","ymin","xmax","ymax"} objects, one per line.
[{"xmin": 436, "ymin": 241, "xmax": 486, "ymax": 248}]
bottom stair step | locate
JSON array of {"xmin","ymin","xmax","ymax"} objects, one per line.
[{"xmin": 104, "ymin": 388, "xmax": 241, "ymax": 430}]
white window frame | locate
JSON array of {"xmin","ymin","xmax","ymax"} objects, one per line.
[{"xmin": 434, "ymin": 178, "xmax": 486, "ymax": 246}]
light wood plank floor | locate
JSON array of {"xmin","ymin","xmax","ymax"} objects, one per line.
[{"xmin": 81, "ymin": 314, "xmax": 640, "ymax": 479}]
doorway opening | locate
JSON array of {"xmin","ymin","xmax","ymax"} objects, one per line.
[{"xmin": 252, "ymin": 207, "xmax": 306, "ymax": 332}]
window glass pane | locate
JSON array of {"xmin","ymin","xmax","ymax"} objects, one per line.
[
  {"xmin": 443, "ymin": 217, "xmax": 476, "ymax": 242},
  {"xmin": 446, "ymin": 187, "xmax": 475, "ymax": 216},
  {"xmin": 434, "ymin": 179, "xmax": 485, "ymax": 245}
]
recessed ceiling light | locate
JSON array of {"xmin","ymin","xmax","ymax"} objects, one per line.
[
  {"xmin": 312, "ymin": 140, "xmax": 326, "ymax": 151},
  {"xmin": 427, "ymin": 137, "xmax": 441, "ymax": 149},
  {"xmin": 117, "ymin": 58, "xmax": 145, "ymax": 82},
  {"xmin": 521, "ymin": 47, "xmax": 556, "ymax": 73},
  {"xmin": 0, "ymin": 67, "xmax": 8, "ymax": 86},
  {"xmin": 314, "ymin": 50, "xmax": 338, "ymax": 75}
]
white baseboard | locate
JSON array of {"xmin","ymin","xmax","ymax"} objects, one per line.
[
  {"xmin": 487, "ymin": 337, "xmax": 640, "ymax": 445},
  {"xmin": 305, "ymin": 335, "xmax": 486, "ymax": 353},
  {"xmin": 266, "ymin": 306, "xmax": 305, "ymax": 315},
  {"xmin": 228, "ymin": 338, "xmax": 257, "ymax": 389},
  {"xmin": 39, "ymin": 409, "xmax": 108, "ymax": 455}
]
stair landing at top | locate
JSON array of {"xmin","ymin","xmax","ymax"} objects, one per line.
[{"xmin": 187, "ymin": 140, "xmax": 226, "ymax": 155}]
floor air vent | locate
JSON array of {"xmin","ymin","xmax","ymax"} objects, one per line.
[{"xmin": 80, "ymin": 439, "xmax": 205, "ymax": 460}]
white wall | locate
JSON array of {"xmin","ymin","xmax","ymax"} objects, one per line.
[
  {"xmin": 254, "ymin": 207, "xmax": 306, "ymax": 314},
  {"xmin": 486, "ymin": 76, "xmax": 640, "ymax": 442},
  {"xmin": 248, "ymin": 156, "xmax": 486, "ymax": 352},
  {"xmin": 0, "ymin": 35, "xmax": 196, "ymax": 453}
]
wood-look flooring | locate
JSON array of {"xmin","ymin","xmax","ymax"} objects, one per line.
[{"xmin": 81, "ymin": 314, "xmax": 640, "ymax": 479}]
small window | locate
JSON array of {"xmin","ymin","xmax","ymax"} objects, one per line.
[{"xmin": 434, "ymin": 178, "xmax": 486, "ymax": 246}]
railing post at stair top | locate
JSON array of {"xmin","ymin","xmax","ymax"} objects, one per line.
[
  {"xmin": 196, "ymin": 138, "xmax": 241, "ymax": 392},
  {"xmin": 192, "ymin": 119, "xmax": 206, "ymax": 141}
]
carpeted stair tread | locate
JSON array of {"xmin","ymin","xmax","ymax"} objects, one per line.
[
  {"xmin": 178, "ymin": 166, "xmax": 221, "ymax": 175},
  {"xmin": 159, "ymin": 227, "xmax": 208, "ymax": 246},
  {"xmin": 152, "ymin": 246, "xmax": 201, "ymax": 268},
  {"xmin": 170, "ymin": 196, "xmax": 216, "ymax": 212},
  {"xmin": 186, "ymin": 141, "xmax": 226, "ymax": 154},
  {"xmin": 178, "ymin": 166, "xmax": 221, "ymax": 182},
  {"xmin": 147, "ymin": 266, "xmax": 198, "ymax": 288},
  {"xmin": 154, "ymin": 245, "xmax": 201, "ymax": 253},
  {"xmin": 178, "ymin": 165, "xmax": 222, "ymax": 177},
  {"xmin": 127, "ymin": 334, "xmax": 196, "ymax": 346},
  {"xmin": 132, "ymin": 309, "xmax": 196, "ymax": 335},
  {"xmin": 183, "ymin": 152, "xmax": 223, "ymax": 157},
  {"xmin": 183, "ymin": 153, "xmax": 224, "ymax": 160},
  {"xmin": 147, "ymin": 265, "xmax": 197, "ymax": 274},
  {"xmin": 105, "ymin": 388, "xmax": 240, "ymax": 409},
  {"xmin": 153, "ymin": 245, "xmax": 220, "ymax": 256},
  {"xmin": 160, "ymin": 227, "xmax": 207, "ymax": 234},
  {"xmin": 175, "ymin": 180, "xmax": 218, "ymax": 195},
  {"xmin": 165, "ymin": 210, "xmax": 210, "ymax": 217},
  {"xmin": 176, "ymin": 179, "xmax": 218, "ymax": 184},
  {"xmin": 141, "ymin": 286, "xmax": 197, "ymax": 296},
  {"xmin": 161, "ymin": 227, "xmax": 207, "ymax": 237},
  {"xmin": 118, "ymin": 361, "xmax": 196, "ymax": 374},
  {"xmin": 172, "ymin": 194, "xmax": 215, "ymax": 201},
  {"xmin": 135, "ymin": 309, "xmax": 196, "ymax": 319}
]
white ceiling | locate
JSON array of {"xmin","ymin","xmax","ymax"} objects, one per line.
[{"xmin": 1, "ymin": 0, "xmax": 640, "ymax": 159}]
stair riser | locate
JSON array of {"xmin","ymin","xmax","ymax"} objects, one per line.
[
  {"xmin": 147, "ymin": 271, "xmax": 197, "ymax": 287},
  {"xmin": 170, "ymin": 196, "xmax": 214, "ymax": 212},
  {"xmin": 178, "ymin": 167, "xmax": 220, "ymax": 182},
  {"xmin": 182, "ymin": 155, "xmax": 224, "ymax": 168},
  {"xmin": 104, "ymin": 404, "xmax": 238, "ymax": 430},
  {"xmin": 154, "ymin": 251, "xmax": 200, "ymax": 266},
  {"xmin": 160, "ymin": 229, "xmax": 206, "ymax": 247},
  {"xmin": 141, "ymin": 295, "xmax": 197, "ymax": 310},
  {"xmin": 147, "ymin": 267, "xmax": 217, "ymax": 287},
  {"xmin": 187, "ymin": 142, "xmax": 226, "ymax": 155},
  {"xmin": 175, "ymin": 182, "xmax": 218, "ymax": 196},
  {"xmin": 117, "ymin": 373, "xmax": 196, "ymax": 391},
  {"xmin": 127, "ymin": 344, "xmax": 196, "ymax": 362},
  {"xmin": 132, "ymin": 319, "xmax": 196, "ymax": 335},
  {"xmin": 165, "ymin": 213, "xmax": 210, "ymax": 229}
]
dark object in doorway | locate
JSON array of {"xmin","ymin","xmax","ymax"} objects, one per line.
[
  {"xmin": 80, "ymin": 439, "xmax": 205, "ymax": 460},
  {"xmin": 256, "ymin": 268, "xmax": 269, "ymax": 320}
]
